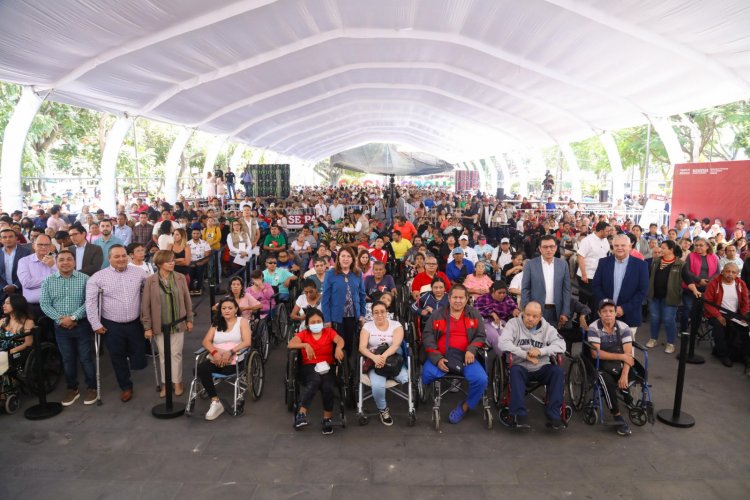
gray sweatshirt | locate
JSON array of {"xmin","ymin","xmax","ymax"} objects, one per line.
[{"xmin": 498, "ymin": 316, "xmax": 566, "ymax": 372}]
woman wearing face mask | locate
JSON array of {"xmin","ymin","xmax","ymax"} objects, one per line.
[{"xmin": 288, "ymin": 307, "xmax": 345, "ymax": 435}]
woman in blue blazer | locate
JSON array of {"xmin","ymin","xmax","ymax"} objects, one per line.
[{"xmin": 322, "ymin": 247, "xmax": 367, "ymax": 356}]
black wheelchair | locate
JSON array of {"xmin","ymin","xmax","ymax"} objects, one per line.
[
  {"xmin": 567, "ymin": 332, "xmax": 654, "ymax": 427},
  {"xmin": 1, "ymin": 331, "xmax": 63, "ymax": 414},
  {"xmin": 496, "ymin": 352, "xmax": 573, "ymax": 428},
  {"xmin": 185, "ymin": 344, "xmax": 264, "ymax": 418},
  {"xmin": 284, "ymin": 349, "xmax": 347, "ymax": 428}
]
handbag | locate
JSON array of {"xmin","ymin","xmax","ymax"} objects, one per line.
[{"xmin": 363, "ymin": 343, "xmax": 404, "ymax": 378}]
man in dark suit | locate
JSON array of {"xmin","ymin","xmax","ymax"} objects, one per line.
[
  {"xmin": 67, "ymin": 224, "xmax": 103, "ymax": 276},
  {"xmin": 592, "ymin": 234, "xmax": 649, "ymax": 338},
  {"xmin": 0, "ymin": 228, "xmax": 32, "ymax": 302},
  {"xmin": 521, "ymin": 235, "xmax": 571, "ymax": 328}
]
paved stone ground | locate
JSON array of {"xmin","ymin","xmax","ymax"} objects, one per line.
[{"xmin": 1, "ymin": 296, "xmax": 749, "ymax": 500}]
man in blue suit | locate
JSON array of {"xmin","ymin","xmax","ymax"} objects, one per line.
[
  {"xmin": 0, "ymin": 228, "xmax": 32, "ymax": 302},
  {"xmin": 521, "ymin": 235, "xmax": 571, "ymax": 328},
  {"xmin": 592, "ymin": 234, "xmax": 649, "ymax": 338}
]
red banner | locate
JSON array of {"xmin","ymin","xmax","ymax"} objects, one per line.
[{"xmin": 671, "ymin": 160, "xmax": 750, "ymax": 228}]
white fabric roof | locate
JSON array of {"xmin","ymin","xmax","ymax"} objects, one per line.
[{"xmin": 1, "ymin": 0, "xmax": 749, "ymax": 163}]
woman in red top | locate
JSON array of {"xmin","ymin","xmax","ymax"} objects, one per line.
[
  {"xmin": 369, "ymin": 237, "xmax": 389, "ymax": 264},
  {"xmin": 287, "ymin": 307, "xmax": 345, "ymax": 435}
]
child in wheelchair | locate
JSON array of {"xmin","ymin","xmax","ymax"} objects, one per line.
[{"xmin": 287, "ymin": 307, "xmax": 345, "ymax": 435}]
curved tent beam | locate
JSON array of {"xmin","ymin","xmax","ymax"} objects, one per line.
[
  {"xmin": 139, "ymin": 29, "xmax": 643, "ymax": 116},
  {"xmin": 559, "ymin": 142, "xmax": 583, "ymax": 202},
  {"xmin": 195, "ymin": 62, "xmax": 591, "ymax": 130},
  {"xmin": 648, "ymin": 115, "xmax": 686, "ymax": 166},
  {"xmin": 100, "ymin": 117, "xmax": 133, "ymax": 215},
  {"xmin": 229, "ymin": 83, "xmax": 547, "ymax": 143},
  {"xmin": 600, "ymin": 131, "xmax": 626, "ymax": 204},
  {"xmin": 542, "ymin": 0, "xmax": 748, "ymax": 89},
  {"xmin": 0, "ymin": 87, "xmax": 43, "ymax": 212},
  {"xmin": 249, "ymin": 99, "xmax": 516, "ymax": 147},
  {"xmin": 164, "ymin": 128, "xmax": 194, "ymax": 204}
]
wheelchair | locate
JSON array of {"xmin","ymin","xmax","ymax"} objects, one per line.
[
  {"xmin": 496, "ymin": 352, "xmax": 573, "ymax": 428},
  {"xmin": 566, "ymin": 332, "xmax": 654, "ymax": 427},
  {"xmin": 1, "ymin": 331, "xmax": 63, "ymax": 415},
  {"xmin": 355, "ymin": 340, "xmax": 417, "ymax": 427},
  {"xmin": 269, "ymin": 286, "xmax": 293, "ymax": 347},
  {"xmin": 429, "ymin": 346, "xmax": 494, "ymax": 431},
  {"xmin": 248, "ymin": 311, "xmax": 271, "ymax": 364},
  {"xmin": 184, "ymin": 344, "xmax": 264, "ymax": 418},
  {"xmin": 284, "ymin": 348, "xmax": 347, "ymax": 428}
]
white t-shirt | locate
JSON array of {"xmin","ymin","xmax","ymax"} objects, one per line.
[
  {"xmin": 491, "ymin": 248, "xmax": 512, "ymax": 269},
  {"xmin": 188, "ymin": 239, "xmax": 212, "ymax": 261},
  {"xmin": 157, "ymin": 234, "xmax": 174, "ymax": 251},
  {"xmin": 577, "ymin": 233, "xmax": 610, "ymax": 278},
  {"xmin": 363, "ymin": 319, "xmax": 402, "ymax": 350},
  {"xmin": 721, "ymin": 282, "xmax": 739, "ymax": 313},
  {"xmin": 294, "ymin": 293, "xmax": 322, "ymax": 330},
  {"xmin": 291, "ymin": 240, "xmax": 311, "ymax": 254}
]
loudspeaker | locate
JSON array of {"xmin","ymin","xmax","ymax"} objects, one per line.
[
  {"xmin": 496, "ymin": 188, "xmax": 504, "ymax": 200},
  {"xmin": 599, "ymin": 190, "xmax": 609, "ymax": 202}
]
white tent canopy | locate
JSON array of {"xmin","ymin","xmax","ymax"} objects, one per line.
[{"xmin": 1, "ymin": 0, "xmax": 749, "ymax": 164}]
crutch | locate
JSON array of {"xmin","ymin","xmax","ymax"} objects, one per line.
[{"xmin": 95, "ymin": 288, "xmax": 103, "ymax": 405}]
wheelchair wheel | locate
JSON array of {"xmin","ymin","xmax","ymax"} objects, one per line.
[
  {"xmin": 255, "ymin": 320, "xmax": 270, "ymax": 364},
  {"xmin": 3, "ymin": 394, "xmax": 19, "ymax": 414},
  {"xmin": 407, "ymin": 410, "xmax": 416, "ymax": 427},
  {"xmin": 285, "ymin": 351, "xmax": 299, "ymax": 412},
  {"xmin": 357, "ymin": 413, "xmax": 369, "ymax": 426},
  {"xmin": 23, "ymin": 342, "xmax": 63, "ymax": 395},
  {"xmin": 274, "ymin": 303, "xmax": 289, "ymax": 346},
  {"xmin": 483, "ymin": 406, "xmax": 494, "ymax": 430},
  {"xmin": 247, "ymin": 350, "xmax": 264, "ymax": 400},
  {"xmin": 432, "ymin": 407, "xmax": 440, "ymax": 431},
  {"xmin": 629, "ymin": 407, "xmax": 648, "ymax": 426},
  {"xmin": 490, "ymin": 355, "xmax": 507, "ymax": 409},
  {"xmin": 583, "ymin": 403, "xmax": 598, "ymax": 425},
  {"xmin": 566, "ymin": 356, "xmax": 587, "ymax": 411}
]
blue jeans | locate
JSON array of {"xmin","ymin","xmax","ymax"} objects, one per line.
[
  {"xmin": 422, "ymin": 358, "xmax": 488, "ymax": 410},
  {"xmin": 367, "ymin": 347, "xmax": 408, "ymax": 410},
  {"xmin": 649, "ymin": 297, "xmax": 677, "ymax": 344},
  {"xmin": 100, "ymin": 318, "xmax": 146, "ymax": 390},
  {"xmin": 386, "ymin": 207, "xmax": 395, "ymax": 226},
  {"xmin": 243, "ymin": 182, "xmax": 253, "ymax": 197},
  {"xmin": 55, "ymin": 320, "xmax": 96, "ymax": 390},
  {"xmin": 227, "ymin": 182, "xmax": 235, "ymax": 199},
  {"xmin": 509, "ymin": 364, "xmax": 564, "ymax": 421}
]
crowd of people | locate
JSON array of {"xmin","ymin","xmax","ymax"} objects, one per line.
[{"xmin": 1, "ymin": 181, "xmax": 749, "ymax": 437}]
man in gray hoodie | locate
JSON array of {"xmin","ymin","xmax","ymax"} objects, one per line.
[{"xmin": 499, "ymin": 301, "xmax": 566, "ymax": 430}]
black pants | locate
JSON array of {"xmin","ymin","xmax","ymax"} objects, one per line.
[
  {"xmin": 333, "ymin": 317, "xmax": 359, "ymax": 360},
  {"xmin": 197, "ymin": 360, "xmax": 236, "ymax": 398},
  {"xmin": 710, "ymin": 318, "xmax": 750, "ymax": 361},
  {"xmin": 189, "ymin": 264, "xmax": 206, "ymax": 290},
  {"xmin": 577, "ymin": 277, "xmax": 595, "ymax": 310},
  {"xmin": 100, "ymin": 318, "xmax": 146, "ymax": 390},
  {"xmin": 299, "ymin": 364, "xmax": 336, "ymax": 412},
  {"xmin": 598, "ymin": 361, "xmax": 635, "ymax": 415},
  {"xmin": 28, "ymin": 303, "xmax": 55, "ymax": 344}
]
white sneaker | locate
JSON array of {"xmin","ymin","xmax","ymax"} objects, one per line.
[
  {"xmin": 205, "ymin": 400, "xmax": 224, "ymax": 421},
  {"xmin": 664, "ymin": 343, "xmax": 675, "ymax": 354},
  {"xmin": 645, "ymin": 339, "xmax": 657, "ymax": 348}
]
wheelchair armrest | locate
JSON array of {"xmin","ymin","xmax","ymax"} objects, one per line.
[
  {"xmin": 632, "ymin": 341, "xmax": 647, "ymax": 353},
  {"xmin": 194, "ymin": 347, "xmax": 208, "ymax": 355}
]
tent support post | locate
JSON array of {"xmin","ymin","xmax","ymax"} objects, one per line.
[
  {"xmin": 100, "ymin": 117, "xmax": 132, "ymax": 215},
  {"xmin": 600, "ymin": 131, "xmax": 625, "ymax": 204},
  {"xmin": 560, "ymin": 142, "xmax": 583, "ymax": 202},
  {"xmin": 165, "ymin": 128, "xmax": 194, "ymax": 204}
]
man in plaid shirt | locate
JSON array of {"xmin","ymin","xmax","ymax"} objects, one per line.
[{"xmin": 40, "ymin": 250, "xmax": 97, "ymax": 406}]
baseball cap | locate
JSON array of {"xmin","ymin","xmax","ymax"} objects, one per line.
[
  {"xmin": 452, "ymin": 247, "xmax": 464, "ymax": 255},
  {"xmin": 459, "ymin": 235, "xmax": 469, "ymax": 241},
  {"xmin": 501, "ymin": 238, "xmax": 510, "ymax": 244},
  {"xmin": 598, "ymin": 298, "xmax": 617, "ymax": 310}
]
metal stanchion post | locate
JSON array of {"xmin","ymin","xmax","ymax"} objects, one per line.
[
  {"xmin": 24, "ymin": 326, "xmax": 63, "ymax": 420},
  {"xmin": 678, "ymin": 298, "xmax": 705, "ymax": 364},
  {"xmin": 657, "ymin": 331, "xmax": 696, "ymax": 428},
  {"xmin": 152, "ymin": 318, "xmax": 187, "ymax": 419}
]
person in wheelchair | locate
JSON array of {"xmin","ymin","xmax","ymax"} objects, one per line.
[
  {"xmin": 421, "ymin": 284, "xmax": 488, "ymax": 425},
  {"xmin": 1, "ymin": 294, "xmax": 35, "ymax": 374},
  {"xmin": 262, "ymin": 256, "xmax": 296, "ymax": 302},
  {"xmin": 474, "ymin": 281, "xmax": 520, "ymax": 356},
  {"xmin": 586, "ymin": 299, "xmax": 639, "ymax": 436},
  {"xmin": 364, "ymin": 291, "xmax": 395, "ymax": 322},
  {"xmin": 197, "ymin": 297, "xmax": 253, "ymax": 421},
  {"xmin": 498, "ymin": 301, "xmax": 566, "ymax": 430},
  {"xmin": 364, "ymin": 261, "xmax": 397, "ymax": 301},
  {"xmin": 287, "ymin": 307, "xmax": 345, "ymax": 435},
  {"xmin": 247, "ymin": 270, "xmax": 275, "ymax": 318},
  {"xmin": 411, "ymin": 277, "xmax": 449, "ymax": 319},
  {"xmin": 358, "ymin": 301, "xmax": 408, "ymax": 426}
]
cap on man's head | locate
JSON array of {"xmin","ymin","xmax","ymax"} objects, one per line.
[
  {"xmin": 459, "ymin": 235, "xmax": 469, "ymax": 241},
  {"xmin": 452, "ymin": 247, "xmax": 464, "ymax": 255},
  {"xmin": 501, "ymin": 238, "xmax": 510, "ymax": 244},
  {"xmin": 598, "ymin": 298, "xmax": 617, "ymax": 310}
]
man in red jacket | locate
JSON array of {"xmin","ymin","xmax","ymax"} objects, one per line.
[{"xmin": 703, "ymin": 263, "xmax": 750, "ymax": 367}]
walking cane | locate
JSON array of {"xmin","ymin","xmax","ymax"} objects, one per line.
[
  {"xmin": 95, "ymin": 287, "xmax": 103, "ymax": 405},
  {"xmin": 149, "ymin": 336, "xmax": 161, "ymax": 392}
]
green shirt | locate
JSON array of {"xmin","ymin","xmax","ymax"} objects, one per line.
[
  {"xmin": 263, "ymin": 234, "xmax": 286, "ymax": 249},
  {"xmin": 40, "ymin": 271, "xmax": 89, "ymax": 324}
]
